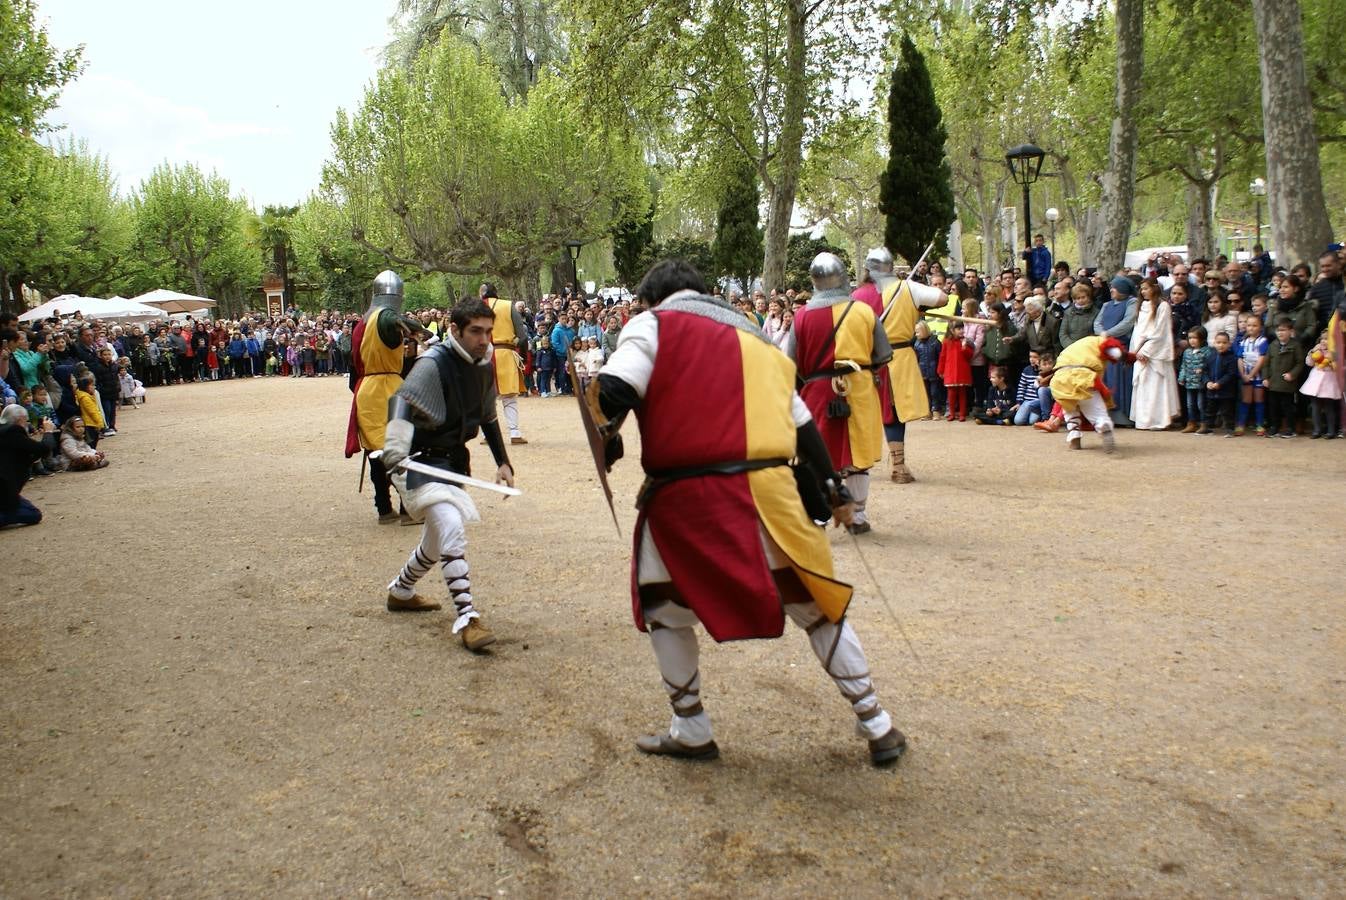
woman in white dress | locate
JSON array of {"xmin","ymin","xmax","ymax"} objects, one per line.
[{"xmin": 1130, "ymin": 278, "xmax": 1181, "ymax": 430}]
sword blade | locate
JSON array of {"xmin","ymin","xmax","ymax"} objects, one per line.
[
  {"xmin": 846, "ymin": 529, "xmax": 923, "ymax": 667},
  {"xmin": 371, "ymin": 453, "xmax": 523, "ymax": 496}
]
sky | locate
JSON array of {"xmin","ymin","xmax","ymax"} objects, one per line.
[{"xmin": 38, "ymin": 0, "xmax": 396, "ymax": 208}]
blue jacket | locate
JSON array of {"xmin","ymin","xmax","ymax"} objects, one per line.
[
  {"xmin": 228, "ymin": 338, "xmax": 246, "ymax": 358},
  {"xmin": 535, "ymin": 347, "xmax": 558, "ymax": 371},
  {"xmin": 913, "ymin": 335, "xmax": 941, "ymax": 378},
  {"xmin": 244, "ymin": 337, "xmax": 260, "ymax": 357},
  {"xmin": 578, "ymin": 322, "xmax": 603, "ymax": 342},
  {"xmin": 1022, "ymin": 244, "xmax": 1052, "ymax": 284},
  {"xmin": 549, "ymin": 324, "xmax": 576, "ymax": 356},
  {"xmin": 1206, "ymin": 348, "xmax": 1238, "ymax": 398}
]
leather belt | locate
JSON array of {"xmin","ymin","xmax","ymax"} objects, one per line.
[{"xmin": 638, "ymin": 457, "xmax": 788, "ymax": 508}]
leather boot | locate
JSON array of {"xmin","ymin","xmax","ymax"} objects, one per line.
[
  {"xmin": 1181, "ymin": 422, "xmax": 1199, "ymax": 434},
  {"xmin": 888, "ymin": 441, "xmax": 914, "ymax": 483}
]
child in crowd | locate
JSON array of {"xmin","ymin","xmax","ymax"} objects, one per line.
[
  {"xmin": 937, "ymin": 320, "xmax": 973, "ymax": 421},
  {"xmin": 1012, "ymin": 351, "xmax": 1047, "ymax": 425},
  {"xmin": 206, "ymin": 341, "xmax": 220, "ymax": 380},
  {"xmin": 961, "ymin": 298, "xmax": 988, "ymax": 410},
  {"xmin": 1177, "ymin": 325, "xmax": 1211, "ymax": 433},
  {"xmin": 579, "ymin": 335, "xmax": 604, "ymax": 392},
  {"xmin": 117, "ymin": 361, "xmax": 145, "ymax": 407},
  {"xmin": 1262, "ymin": 317, "xmax": 1303, "ymax": 438},
  {"xmin": 265, "ymin": 350, "xmax": 278, "ymax": 376},
  {"xmin": 1204, "ymin": 330, "xmax": 1239, "ymax": 436},
  {"xmin": 74, "ymin": 375, "xmax": 104, "ymax": 448},
  {"xmin": 244, "ymin": 332, "xmax": 261, "ymax": 376},
  {"xmin": 1203, "ymin": 292, "xmax": 1238, "ymax": 345},
  {"xmin": 912, "ymin": 320, "xmax": 943, "ymax": 416},
  {"xmin": 301, "ymin": 333, "xmax": 316, "ymax": 377},
  {"xmin": 23, "ymin": 386, "xmax": 63, "ymax": 474},
  {"xmin": 59, "ymin": 417, "xmax": 107, "ymax": 470},
  {"xmin": 1235, "ymin": 313, "xmax": 1268, "ymax": 435},
  {"xmin": 1249, "ymin": 294, "xmax": 1269, "ymax": 331},
  {"xmin": 535, "ymin": 338, "xmax": 557, "ymax": 397},
  {"xmin": 1301, "ymin": 330, "xmax": 1342, "ymax": 439},
  {"xmin": 974, "ymin": 366, "xmax": 1015, "ymax": 425},
  {"xmin": 287, "ymin": 340, "xmax": 302, "ymax": 378}
]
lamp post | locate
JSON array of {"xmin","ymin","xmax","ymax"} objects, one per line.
[
  {"xmin": 1044, "ymin": 207, "xmax": 1060, "ymax": 265},
  {"xmin": 1250, "ymin": 177, "xmax": 1266, "ymax": 249},
  {"xmin": 563, "ymin": 239, "xmax": 583, "ymax": 299},
  {"xmin": 1005, "ymin": 143, "xmax": 1046, "ymax": 253}
]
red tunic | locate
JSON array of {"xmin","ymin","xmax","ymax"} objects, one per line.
[
  {"xmin": 343, "ymin": 316, "xmax": 367, "ymax": 458},
  {"xmin": 852, "ymin": 282, "xmax": 895, "ymax": 424},
  {"xmin": 632, "ymin": 309, "xmax": 850, "ymax": 641},
  {"xmin": 937, "ymin": 334, "xmax": 973, "ymax": 387}
]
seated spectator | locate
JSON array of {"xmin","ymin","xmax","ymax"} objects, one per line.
[
  {"xmin": 59, "ymin": 417, "xmax": 108, "ymax": 470},
  {"xmin": 0, "ymin": 403, "xmax": 49, "ymax": 527},
  {"xmin": 974, "ymin": 366, "xmax": 1015, "ymax": 425},
  {"xmin": 1012, "ymin": 351, "xmax": 1053, "ymax": 425}
]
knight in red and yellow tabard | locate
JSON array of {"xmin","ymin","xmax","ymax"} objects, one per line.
[
  {"xmin": 853, "ymin": 248, "xmax": 948, "ymax": 484},
  {"xmin": 589, "ymin": 259, "xmax": 906, "ymax": 768},
  {"xmin": 785, "ymin": 253, "xmax": 893, "ymax": 534},
  {"xmin": 345, "ymin": 270, "xmax": 412, "ymax": 524},
  {"xmin": 481, "ymin": 283, "xmax": 530, "ymax": 445}
]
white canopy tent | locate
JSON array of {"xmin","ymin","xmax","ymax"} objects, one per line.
[
  {"xmin": 17, "ymin": 294, "xmax": 103, "ymax": 322},
  {"xmin": 94, "ymin": 297, "xmax": 167, "ymax": 323},
  {"xmin": 130, "ymin": 289, "xmax": 218, "ymax": 314}
]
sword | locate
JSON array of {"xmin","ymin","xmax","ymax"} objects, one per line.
[
  {"xmin": 845, "ymin": 529, "xmax": 923, "ymax": 668},
  {"xmin": 882, "ymin": 235, "xmax": 939, "ymax": 323},
  {"xmin": 368, "ymin": 452, "xmax": 522, "ymax": 496}
]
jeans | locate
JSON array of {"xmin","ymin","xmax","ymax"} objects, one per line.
[
  {"xmin": 0, "ymin": 496, "xmax": 42, "ymax": 527},
  {"xmin": 923, "ymin": 377, "xmax": 945, "ymax": 412},
  {"xmin": 1013, "ymin": 399, "xmax": 1044, "ymax": 425},
  {"xmin": 1184, "ymin": 388, "xmax": 1204, "ymax": 424}
]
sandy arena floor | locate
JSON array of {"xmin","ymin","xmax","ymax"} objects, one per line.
[{"xmin": 2, "ymin": 374, "xmax": 1344, "ymax": 897}]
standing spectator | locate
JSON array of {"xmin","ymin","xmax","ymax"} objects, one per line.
[
  {"xmin": 93, "ymin": 347, "xmax": 120, "ymax": 435},
  {"xmin": 1301, "ymin": 330, "xmax": 1341, "ymax": 438},
  {"xmin": 1059, "ymin": 282, "xmax": 1097, "ymax": 350},
  {"xmin": 912, "ymin": 321, "xmax": 943, "ymax": 416},
  {"xmin": 937, "ymin": 321, "xmax": 973, "ymax": 421},
  {"xmin": 1307, "ymin": 250, "xmax": 1344, "ymax": 333},
  {"xmin": 0, "ymin": 404, "xmax": 49, "ymax": 527},
  {"xmin": 1263, "ymin": 317, "xmax": 1304, "ymax": 438},
  {"xmin": 1235, "ymin": 314, "xmax": 1269, "ymax": 435},
  {"xmin": 961, "ymin": 298, "xmax": 988, "ymax": 410},
  {"xmin": 1202, "ymin": 291, "xmax": 1238, "ymax": 345},
  {"xmin": 1203, "ymin": 331, "xmax": 1238, "ymax": 435},
  {"xmin": 1095, "ymin": 276, "xmax": 1139, "ymax": 426},
  {"xmin": 1129, "ymin": 278, "xmax": 1179, "ymax": 431},
  {"xmin": 982, "ymin": 302, "xmax": 1020, "ymax": 389},
  {"xmin": 191, "ymin": 323, "xmax": 210, "ymax": 381},
  {"xmin": 228, "ymin": 331, "xmax": 248, "ymax": 379},
  {"xmin": 74, "ymin": 375, "xmax": 105, "ymax": 447},
  {"xmin": 1177, "ymin": 326, "xmax": 1211, "ymax": 433}
]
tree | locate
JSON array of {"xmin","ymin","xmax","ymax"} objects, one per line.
[
  {"xmin": 133, "ymin": 163, "xmax": 258, "ymax": 315},
  {"xmin": 570, "ymin": 0, "xmax": 886, "ymax": 292},
  {"xmin": 0, "ymin": 0, "xmax": 82, "ymax": 311},
  {"xmin": 711, "ymin": 156, "xmax": 763, "ymax": 290},
  {"xmin": 799, "ymin": 117, "xmax": 886, "ymax": 274},
  {"xmin": 1095, "ymin": 0, "xmax": 1143, "ymax": 273},
  {"xmin": 323, "ymin": 37, "xmax": 647, "ymax": 303},
  {"xmin": 880, "ymin": 34, "xmax": 956, "ymax": 264},
  {"xmin": 784, "ymin": 234, "xmax": 852, "ymax": 292},
  {"xmin": 1252, "ymin": 0, "xmax": 1333, "ymax": 268},
  {"xmin": 290, "ymin": 193, "xmax": 386, "ymax": 311},
  {"xmin": 256, "ymin": 205, "xmax": 299, "ymax": 305},
  {"xmin": 611, "ymin": 198, "xmax": 654, "ymax": 287}
]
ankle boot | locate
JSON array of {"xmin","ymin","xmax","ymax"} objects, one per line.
[{"xmin": 888, "ymin": 441, "xmax": 914, "ymax": 483}]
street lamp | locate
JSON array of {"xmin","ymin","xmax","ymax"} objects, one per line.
[
  {"xmin": 1005, "ymin": 143, "xmax": 1046, "ymax": 250},
  {"xmin": 1044, "ymin": 207, "xmax": 1060, "ymax": 265},
  {"xmin": 563, "ymin": 239, "xmax": 583, "ymax": 299},
  {"xmin": 1250, "ymin": 177, "xmax": 1267, "ymax": 249}
]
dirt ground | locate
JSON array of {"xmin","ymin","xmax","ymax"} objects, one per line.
[{"xmin": 2, "ymin": 374, "xmax": 1344, "ymax": 898}]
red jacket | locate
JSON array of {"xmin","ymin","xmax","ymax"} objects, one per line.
[{"xmin": 937, "ymin": 335, "xmax": 973, "ymax": 387}]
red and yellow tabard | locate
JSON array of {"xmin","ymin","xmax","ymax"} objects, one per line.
[
  {"xmin": 879, "ymin": 280, "xmax": 932, "ymax": 422},
  {"xmin": 793, "ymin": 300, "xmax": 884, "ymax": 471},
  {"xmin": 1050, "ymin": 334, "xmax": 1111, "ymax": 409},
  {"xmin": 486, "ymin": 297, "xmax": 524, "ymax": 395},
  {"xmin": 634, "ymin": 310, "xmax": 852, "ymax": 641},
  {"xmin": 353, "ymin": 307, "xmax": 404, "ymax": 451}
]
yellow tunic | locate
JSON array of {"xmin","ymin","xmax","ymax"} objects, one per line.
[
  {"xmin": 355, "ymin": 308, "xmax": 404, "ymax": 451},
  {"xmin": 487, "ymin": 298, "xmax": 524, "ymax": 395},
  {"xmin": 1050, "ymin": 335, "xmax": 1108, "ymax": 410},
  {"xmin": 823, "ymin": 301, "xmax": 884, "ymax": 471},
  {"xmin": 879, "ymin": 280, "xmax": 932, "ymax": 422},
  {"xmin": 738, "ymin": 331, "xmax": 852, "ymax": 624}
]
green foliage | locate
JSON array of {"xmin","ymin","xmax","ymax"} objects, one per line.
[
  {"xmin": 711, "ymin": 156, "xmax": 763, "ymax": 289},
  {"xmin": 403, "ymin": 273, "xmax": 452, "ymax": 309},
  {"xmin": 612, "ymin": 197, "xmax": 654, "ymax": 287},
  {"xmin": 633, "ymin": 237, "xmax": 714, "ymax": 284},
  {"xmin": 0, "ymin": 0, "xmax": 83, "ymax": 135},
  {"xmin": 133, "ymin": 163, "xmax": 260, "ymax": 315},
  {"xmin": 881, "ymin": 34, "xmax": 956, "ymax": 263},
  {"xmin": 784, "ymin": 235, "xmax": 852, "ymax": 292},
  {"xmin": 323, "ymin": 36, "xmax": 648, "ymax": 296},
  {"xmin": 800, "ymin": 114, "xmax": 886, "ymax": 266},
  {"xmin": 290, "ymin": 192, "xmax": 386, "ymax": 311}
]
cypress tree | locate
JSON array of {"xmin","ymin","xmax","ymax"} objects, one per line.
[
  {"xmin": 879, "ymin": 34, "xmax": 955, "ymax": 264},
  {"xmin": 712, "ymin": 158, "xmax": 764, "ymax": 291},
  {"xmin": 612, "ymin": 198, "xmax": 655, "ymax": 287}
]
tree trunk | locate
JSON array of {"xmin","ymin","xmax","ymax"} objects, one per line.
[
  {"xmin": 1251, "ymin": 0, "xmax": 1333, "ymax": 269},
  {"xmin": 1096, "ymin": 0, "xmax": 1143, "ymax": 274},
  {"xmin": 759, "ymin": 0, "xmax": 807, "ymax": 292},
  {"xmin": 1184, "ymin": 177, "xmax": 1216, "ymax": 261},
  {"xmin": 0, "ymin": 270, "xmax": 11, "ymax": 315}
]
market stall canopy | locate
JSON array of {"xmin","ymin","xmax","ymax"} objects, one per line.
[
  {"xmin": 129, "ymin": 288, "xmax": 218, "ymax": 314},
  {"xmin": 17, "ymin": 294, "xmax": 103, "ymax": 322},
  {"xmin": 95, "ymin": 297, "xmax": 167, "ymax": 322}
]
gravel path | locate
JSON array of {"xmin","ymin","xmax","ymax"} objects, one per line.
[{"xmin": 2, "ymin": 376, "xmax": 1343, "ymax": 897}]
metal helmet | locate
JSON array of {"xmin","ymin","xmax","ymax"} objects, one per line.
[
  {"xmin": 370, "ymin": 270, "xmax": 404, "ymax": 314},
  {"xmin": 863, "ymin": 247, "xmax": 895, "ymax": 278},
  {"xmin": 809, "ymin": 253, "xmax": 849, "ymax": 292}
]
